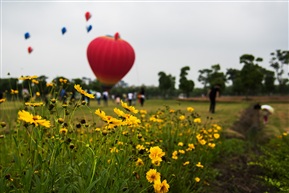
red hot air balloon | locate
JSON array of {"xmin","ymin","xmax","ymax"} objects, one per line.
[
  {"xmin": 28, "ymin": 46, "xmax": 33, "ymax": 54},
  {"xmin": 87, "ymin": 32, "xmax": 135, "ymax": 90},
  {"xmin": 85, "ymin": 12, "xmax": 91, "ymax": 21}
]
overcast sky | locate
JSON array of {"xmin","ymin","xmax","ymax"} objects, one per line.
[{"xmin": 1, "ymin": 0, "xmax": 288, "ymax": 88}]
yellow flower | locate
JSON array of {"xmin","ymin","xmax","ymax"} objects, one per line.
[
  {"xmin": 74, "ymin": 84, "xmax": 94, "ymax": 99},
  {"xmin": 195, "ymin": 177, "xmax": 200, "ymax": 182},
  {"xmin": 110, "ymin": 147, "xmax": 119, "ymax": 153},
  {"xmin": 194, "ymin": 117, "xmax": 201, "ymax": 123},
  {"xmin": 149, "ymin": 116, "xmax": 164, "ymax": 123},
  {"xmin": 117, "ymin": 141, "xmax": 124, "ymax": 145},
  {"xmin": 59, "ymin": 78, "xmax": 67, "ymax": 83},
  {"xmin": 196, "ymin": 162, "xmax": 204, "ymax": 168},
  {"xmin": 19, "ymin": 75, "xmax": 38, "ymax": 80},
  {"xmin": 178, "ymin": 142, "xmax": 184, "ymax": 146},
  {"xmin": 59, "ymin": 128, "xmax": 68, "ymax": 135},
  {"xmin": 187, "ymin": 107, "xmax": 194, "ymax": 112},
  {"xmin": 196, "ymin": 134, "xmax": 202, "ymax": 140},
  {"xmin": 0, "ymin": 98, "xmax": 6, "ymax": 103},
  {"xmin": 46, "ymin": 82, "xmax": 54, "ymax": 87},
  {"xmin": 198, "ymin": 139, "xmax": 207, "ymax": 145},
  {"xmin": 187, "ymin": 143, "xmax": 195, "ymax": 150},
  {"xmin": 140, "ymin": 109, "xmax": 147, "ymax": 114},
  {"xmin": 136, "ymin": 144, "xmax": 145, "ymax": 151},
  {"xmin": 153, "ymin": 179, "xmax": 170, "ymax": 193},
  {"xmin": 74, "ymin": 84, "xmax": 84, "ymax": 94},
  {"xmin": 95, "ymin": 109, "xmax": 107, "ymax": 120},
  {"xmin": 120, "ymin": 100, "xmax": 139, "ymax": 114},
  {"xmin": 149, "ymin": 146, "xmax": 165, "ymax": 162},
  {"xmin": 18, "ymin": 110, "xmax": 50, "ymax": 128},
  {"xmin": 11, "ymin": 89, "xmax": 19, "ymax": 94},
  {"xmin": 36, "ymin": 92, "xmax": 40, "ymax": 97},
  {"xmin": 179, "ymin": 115, "xmax": 185, "ymax": 121},
  {"xmin": 122, "ymin": 114, "xmax": 141, "ymax": 126},
  {"xmin": 136, "ymin": 158, "xmax": 144, "ymax": 166},
  {"xmin": 172, "ymin": 150, "xmax": 178, "ymax": 160},
  {"xmin": 178, "ymin": 150, "xmax": 185, "ymax": 154},
  {"xmin": 146, "ymin": 169, "xmax": 161, "ymax": 183},
  {"xmin": 114, "ymin": 108, "xmax": 126, "ymax": 118},
  {"xmin": 208, "ymin": 143, "xmax": 216, "ymax": 148},
  {"xmin": 183, "ymin": 161, "xmax": 190, "ymax": 166},
  {"xmin": 32, "ymin": 79, "xmax": 39, "ymax": 84},
  {"xmin": 104, "ymin": 116, "xmax": 123, "ymax": 126},
  {"xmin": 214, "ymin": 133, "xmax": 220, "ymax": 139},
  {"xmin": 35, "ymin": 119, "xmax": 51, "ymax": 128},
  {"xmin": 58, "ymin": 118, "xmax": 64, "ymax": 124},
  {"xmin": 25, "ymin": 102, "xmax": 44, "ymax": 107}
]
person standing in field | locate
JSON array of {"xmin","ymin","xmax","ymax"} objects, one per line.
[
  {"xmin": 127, "ymin": 92, "xmax": 133, "ymax": 106},
  {"xmin": 96, "ymin": 91, "xmax": 101, "ymax": 105},
  {"xmin": 103, "ymin": 90, "xmax": 109, "ymax": 106},
  {"xmin": 139, "ymin": 87, "xmax": 145, "ymax": 107},
  {"xmin": 208, "ymin": 84, "xmax": 221, "ymax": 113}
]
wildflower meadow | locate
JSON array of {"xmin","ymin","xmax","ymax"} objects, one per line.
[
  {"xmin": 1, "ymin": 76, "xmax": 289, "ymax": 193},
  {"xmin": 0, "ymin": 76, "xmax": 222, "ymax": 193}
]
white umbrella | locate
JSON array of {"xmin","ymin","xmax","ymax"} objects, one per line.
[{"xmin": 261, "ymin": 105, "xmax": 274, "ymax": 114}]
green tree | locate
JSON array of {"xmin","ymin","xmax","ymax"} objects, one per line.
[
  {"xmin": 209, "ymin": 64, "xmax": 226, "ymax": 89},
  {"xmin": 239, "ymin": 54, "xmax": 264, "ymax": 96},
  {"xmin": 198, "ymin": 69, "xmax": 212, "ymax": 90},
  {"xmin": 226, "ymin": 68, "xmax": 243, "ymax": 95},
  {"xmin": 179, "ymin": 66, "xmax": 194, "ymax": 97},
  {"xmin": 0, "ymin": 78, "xmax": 19, "ymax": 99},
  {"xmin": 158, "ymin": 71, "xmax": 175, "ymax": 98},
  {"xmin": 198, "ymin": 64, "xmax": 226, "ymax": 94},
  {"xmin": 262, "ymin": 69, "xmax": 275, "ymax": 94},
  {"xmin": 270, "ymin": 49, "xmax": 289, "ymax": 93}
]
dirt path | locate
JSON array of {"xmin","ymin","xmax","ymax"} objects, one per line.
[{"xmin": 205, "ymin": 104, "xmax": 279, "ymax": 193}]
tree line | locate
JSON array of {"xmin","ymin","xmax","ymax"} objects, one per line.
[
  {"xmin": 158, "ymin": 50, "xmax": 289, "ymax": 97},
  {"xmin": 0, "ymin": 50, "xmax": 288, "ymax": 100}
]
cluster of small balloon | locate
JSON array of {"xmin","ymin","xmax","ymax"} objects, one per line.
[
  {"xmin": 24, "ymin": 11, "xmax": 93, "ymax": 54},
  {"xmin": 85, "ymin": 11, "xmax": 93, "ymax": 33},
  {"xmin": 24, "ymin": 32, "xmax": 33, "ymax": 54},
  {"xmin": 61, "ymin": 11, "xmax": 92, "ymax": 35}
]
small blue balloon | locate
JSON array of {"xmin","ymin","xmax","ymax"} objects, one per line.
[
  {"xmin": 61, "ymin": 27, "xmax": 67, "ymax": 35},
  {"xmin": 24, "ymin": 32, "xmax": 30, "ymax": 39},
  {"xmin": 86, "ymin": 25, "xmax": 92, "ymax": 33}
]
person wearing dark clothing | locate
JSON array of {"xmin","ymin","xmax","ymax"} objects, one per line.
[
  {"xmin": 139, "ymin": 87, "xmax": 145, "ymax": 107},
  {"xmin": 103, "ymin": 91, "xmax": 108, "ymax": 106},
  {"xmin": 208, "ymin": 84, "xmax": 220, "ymax": 113}
]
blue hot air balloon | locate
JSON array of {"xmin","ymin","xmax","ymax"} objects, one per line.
[
  {"xmin": 86, "ymin": 25, "xmax": 92, "ymax": 33},
  {"xmin": 24, "ymin": 32, "xmax": 30, "ymax": 39},
  {"xmin": 61, "ymin": 27, "xmax": 67, "ymax": 35}
]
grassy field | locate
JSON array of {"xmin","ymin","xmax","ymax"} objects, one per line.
[
  {"xmin": 84, "ymin": 98, "xmax": 288, "ymax": 132},
  {"xmin": 0, "ymin": 97, "xmax": 288, "ymax": 192}
]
